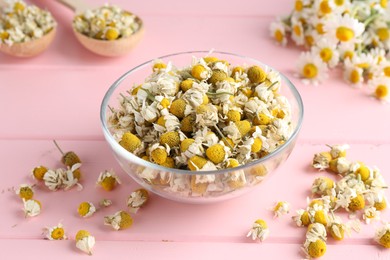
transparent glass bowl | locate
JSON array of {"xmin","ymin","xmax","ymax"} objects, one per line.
[{"xmin": 100, "ymin": 51, "xmax": 304, "ymax": 203}]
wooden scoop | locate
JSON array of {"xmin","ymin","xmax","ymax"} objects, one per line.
[
  {"xmin": 0, "ymin": 1, "xmax": 56, "ymax": 57},
  {"xmin": 56, "ymin": 0, "xmax": 144, "ymax": 57}
]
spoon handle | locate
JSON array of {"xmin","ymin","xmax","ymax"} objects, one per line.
[{"xmin": 56, "ymin": 0, "xmax": 91, "ymax": 13}]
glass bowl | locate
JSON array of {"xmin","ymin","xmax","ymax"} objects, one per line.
[{"xmin": 100, "ymin": 51, "xmax": 304, "ymax": 203}]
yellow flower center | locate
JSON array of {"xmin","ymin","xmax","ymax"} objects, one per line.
[
  {"xmin": 380, "ymin": 0, "xmax": 388, "ymax": 8},
  {"xmin": 349, "ymin": 69, "xmax": 361, "ymax": 83},
  {"xmin": 319, "ymin": 0, "xmax": 332, "ymax": 14},
  {"xmin": 205, "ymin": 144, "xmax": 226, "ymax": 164},
  {"xmin": 51, "ymin": 227, "xmax": 65, "ymax": 240},
  {"xmin": 78, "ymin": 202, "xmax": 91, "ymax": 217},
  {"xmin": 75, "ymin": 230, "xmax": 90, "ymax": 241},
  {"xmin": 302, "ymin": 63, "xmax": 318, "ymax": 79},
  {"xmin": 377, "ymin": 28, "xmax": 389, "ymax": 41},
  {"xmin": 101, "ymin": 176, "xmax": 117, "ymax": 191},
  {"xmin": 383, "ymin": 67, "xmax": 390, "ymax": 77},
  {"xmin": 343, "ymin": 50, "xmax": 354, "ymax": 60},
  {"xmin": 334, "ymin": 0, "xmax": 344, "ymax": 6},
  {"xmin": 308, "ymin": 239, "xmax": 327, "ymax": 258},
  {"xmin": 336, "ymin": 26, "xmax": 354, "ymax": 42},
  {"xmin": 293, "ymin": 25, "xmax": 302, "ymax": 36},
  {"xmin": 295, "ymin": 0, "xmax": 303, "ymax": 11},
  {"xmin": 375, "ymin": 85, "xmax": 388, "ymax": 99},
  {"xmin": 305, "ymin": 35, "xmax": 314, "ymax": 46},
  {"xmin": 357, "ymin": 62, "xmax": 370, "ymax": 69},
  {"xmin": 274, "ymin": 29, "xmax": 284, "ymax": 43},
  {"xmin": 255, "ymin": 219, "xmax": 268, "ymax": 229},
  {"xmin": 316, "ymin": 23, "xmax": 325, "ymax": 34},
  {"xmin": 320, "ymin": 48, "xmax": 333, "ymax": 62},
  {"xmin": 379, "ymin": 232, "xmax": 390, "ymax": 248},
  {"xmin": 105, "ymin": 28, "xmax": 119, "ymax": 40},
  {"xmin": 19, "ymin": 187, "xmax": 34, "ymax": 200}
]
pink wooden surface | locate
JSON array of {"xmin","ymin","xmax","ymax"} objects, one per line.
[{"xmin": 1, "ymin": 0, "xmax": 390, "ymax": 259}]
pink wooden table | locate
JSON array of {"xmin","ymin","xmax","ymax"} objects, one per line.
[{"xmin": 1, "ymin": 0, "xmax": 390, "ymax": 258}]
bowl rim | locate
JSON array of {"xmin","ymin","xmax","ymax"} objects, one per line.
[{"xmin": 100, "ymin": 50, "xmax": 304, "ymax": 175}]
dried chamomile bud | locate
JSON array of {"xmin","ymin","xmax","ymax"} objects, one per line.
[
  {"xmin": 99, "ymin": 199, "xmax": 113, "ymax": 208},
  {"xmin": 347, "ymin": 193, "xmax": 365, "ymax": 212},
  {"xmin": 328, "ymin": 144, "xmax": 349, "ymax": 159},
  {"xmin": 303, "ymin": 238, "xmax": 327, "ymax": 259},
  {"xmin": 311, "ymin": 176, "xmax": 334, "ymax": 196},
  {"xmin": 375, "ymin": 223, "xmax": 390, "ymax": 248},
  {"xmin": 75, "ymin": 230, "xmax": 95, "ymax": 255},
  {"xmin": 31, "ymin": 166, "xmax": 48, "ymax": 181},
  {"xmin": 312, "ymin": 152, "xmax": 332, "ymax": 170},
  {"xmin": 272, "ymin": 201, "xmax": 290, "ymax": 218},
  {"xmin": 328, "ymin": 157, "xmax": 351, "ymax": 175},
  {"xmin": 23, "ymin": 198, "xmax": 41, "ymax": 217},
  {"xmin": 362, "ymin": 207, "xmax": 380, "ymax": 224},
  {"xmin": 78, "ymin": 202, "xmax": 96, "ymax": 218},
  {"xmin": 293, "ymin": 209, "xmax": 311, "ymax": 227},
  {"xmin": 104, "ymin": 211, "xmax": 133, "ymax": 230},
  {"xmin": 127, "ymin": 188, "xmax": 149, "ymax": 213},
  {"xmin": 247, "ymin": 219, "xmax": 269, "ymax": 242},
  {"xmin": 43, "ymin": 223, "xmax": 67, "ymax": 240},
  {"xmin": 15, "ymin": 184, "xmax": 34, "ymax": 200},
  {"xmin": 53, "ymin": 140, "xmax": 82, "ymax": 168},
  {"xmin": 97, "ymin": 169, "xmax": 122, "ymax": 191}
]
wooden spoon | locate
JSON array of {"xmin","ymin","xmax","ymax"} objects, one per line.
[
  {"xmin": 56, "ymin": 0, "xmax": 144, "ymax": 57},
  {"xmin": 0, "ymin": 1, "xmax": 57, "ymax": 57}
]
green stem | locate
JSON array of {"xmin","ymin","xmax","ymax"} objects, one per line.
[
  {"xmin": 213, "ymin": 124, "xmax": 234, "ymax": 150},
  {"xmin": 206, "ymin": 91, "xmax": 234, "ymax": 96},
  {"xmin": 108, "ymin": 105, "xmax": 114, "ymax": 113},
  {"xmin": 53, "ymin": 140, "xmax": 64, "ymax": 155},
  {"xmin": 364, "ymin": 13, "xmax": 380, "ymax": 27},
  {"xmin": 267, "ymin": 81, "xmax": 279, "ymax": 90}
]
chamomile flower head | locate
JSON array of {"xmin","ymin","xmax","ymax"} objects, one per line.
[
  {"xmin": 303, "ymin": 238, "xmax": 327, "ymax": 259},
  {"xmin": 272, "ymin": 201, "xmax": 290, "ymax": 218},
  {"xmin": 247, "ymin": 219, "xmax": 269, "ymax": 242},
  {"xmin": 104, "ymin": 210, "xmax": 133, "ymax": 230},
  {"xmin": 97, "ymin": 169, "xmax": 122, "ymax": 191},
  {"xmin": 78, "ymin": 202, "xmax": 96, "ymax": 218},
  {"xmin": 343, "ymin": 62, "xmax": 364, "ymax": 87},
  {"xmin": 328, "ymin": 219, "xmax": 348, "ymax": 241},
  {"xmin": 312, "ymin": 176, "xmax": 335, "ymax": 196},
  {"xmin": 75, "ymin": 230, "xmax": 95, "ymax": 255},
  {"xmin": 293, "ymin": 209, "xmax": 311, "ymax": 227},
  {"xmin": 325, "ymin": 14, "xmax": 364, "ymax": 43},
  {"xmin": 270, "ymin": 20, "xmax": 288, "ymax": 46},
  {"xmin": 15, "ymin": 184, "xmax": 34, "ymax": 200},
  {"xmin": 23, "ymin": 198, "xmax": 41, "ymax": 217},
  {"xmin": 296, "ymin": 51, "xmax": 329, "ymax": 85},
  {"xmin": 99, "ymin": 198, "xmax": 112, "ymax": 207},
  {"xmin": 291, "ymin": 18, "xmax": 305, "ymax": 46},
  {"xmin": 127, "ymin": 188, "xmax": 149, "ymax": 213},
  {"xmin": 31, "ymin": 166, "xmax": 48, "ymax": 181},
  {"xmin": 44, "ymin": 223, "xmax": 67, "ymax": 240},
  {"xmin": 314, "ymin": 0, "xmax": 336, "ymax": 16},
  {"xmin": 362, "ymin": 206, "xmax": 381, "ymax": 224},
  {"xmin": 375, "ymin": 222, "xmax": 390, "ymax": 248},
  {"xmin": 312, "ymin": 151, "xmax": 332, "ymax": 170},
  {"xmin": 337, "ymin": 41, "xmax": 356, "ymax": 61},
  {"xmin": 370, "ymin": 76, "xmax": 390, "ymax": 102},
  {"xmin": 329, "ymin": 144, "xmax": 349, "ymax": 159}
]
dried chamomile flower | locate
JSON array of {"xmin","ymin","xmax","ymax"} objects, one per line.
[
  {"xmin": 104, "ymin": 211, "xmax": 133, "ymax": 230},
  {"xmin": 312, "ymin": 152, "xmax": 332, "ymax": 171},
  {"xmin": 0, "ymin": 0, "xmax": 57, "ymax": 45},
  {"xmin": 43, "ymin": 223, "xmax": 67, "ymax": 240},
  {"xmin": 97, "ymin": 169, "xmax": 122, "ymax": 191},
  {"xmin": 23, "ymin": 198, "xmax": 41, "ymax": 217},
  {"xmin": 362, "ymin": 207, "xmax": 380, "ymax": 224},
  {"xmin": 247, "ymin": 219, "xmax": 269, "ymax": 242},
  {"xmin": 375, "ymin": 221, "xmax": 390, "ymax": 248},
  {"xmin": 15, "ymin": 184, "xmax": 34, "ymax": 200},
  {"xmin": 75, "ymin": 230, "xmax": 95, "ymax": 255},
  {"xmin": 272, "ymin": 201, "xmax": 290, "ymax": 218},
  {"xmin": 312, "ymin": 176, "xmax": 334, "ymax": 196},
  {"xmin": 99, "ymin": 198, "xmax": 112, "ymax": 208},
  {"xmin": 303, "ymin": 238, "xmax": 327, "ymax": 259},
  {"xmin": 53, "ymin": 140, "xmax": 82, "ymax": 168},
  {"xmin": 328, "ymin": 144, "xmax": 349, "ymax": 159},
  {"xmin": 31, "ymin": 166, "xmax": 48, "ymax": 181},
  {"xmin": 328, "ymin": 157, "xmax": 351, "ymax": 175},
  {"xmin": 78, "ymin": 202, "xmax": 96, "ymax": 218},
  {"xmin": 293, "ymin": 209, "xmax": 311, "ymax": 227},
  {"xmin": 127, "ymin": 188, "xmax": 149, "ymax": 213}
]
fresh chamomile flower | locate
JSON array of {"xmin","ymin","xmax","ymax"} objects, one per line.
[
  {"xmin": 99, "ymin": 199, "xmax": 112, "ymax": 207},
  {"xmin": 312, "ymin": 38, "xmax": 340, "ymax": 68},
  {"xmin": 325, "ymin": 14, "xmax": 364, "ymax": 43},
  {"xmin": 291, "ymin": 18, "xmax": 305, "ymax": 46},
  {"xmin": 78, "ymin": 202, "xmax": 96, "ymax": 218},
  {"xmin": 270, "ymin": 20, "xmax": 287, "ymax": 46},
  {"xmin": 97, "ymin": 169, "xmax": 122, "ymax": 191},
  {"xmin": 15, "ymin": 184, "xmax": 34, "ymax": 200},
  {"xmin": 23, "ymin": 198, "xmax": 41, "ymax": 217},
  {"xmin": 43, "ymin": 223, "xmax": 67, "ymax": 240},
  {"xmin": 343, "ymin": 62, "xmax": 364, "ymax": 87},
  {"xmin": 370, "ymin": 76, "xmax": 390, "ymax": 102},
  {"xmin": 337, "ymin": 41, "xmax": 356, "ymax": 61},
  {"xmin": 296, "ymin": 51, "xmax": 328, "ymax": 85},
  {"xmin": 272, "ymin": 201, "xmax": 290, "ymax": 218},
  {"xmin": 375, "ymin": 222, "xmax": 390, "ymax": 248},
  {"xmin": 362, "ymin": 206, "xmax": 381, "ymax": 224},
  {"xmin": 75, "ymin": 230, "xmax": 95, "ymax": 255},
  {"xmin": 247, "ymin": 219, "xmax": 270, "ymax": 242},
  {"xmin": 314, "ymin": 0, "xmax": 336, "ymax": 16},
  {"xmin": 127, "ymin": 188, "xmax": 149, "ymax": 213},
  {"xmin": 104, "ymin": 210, "xmax": 133, "ymax": 230}
]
